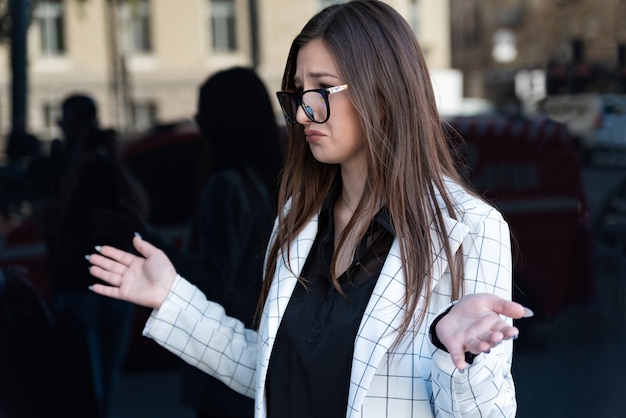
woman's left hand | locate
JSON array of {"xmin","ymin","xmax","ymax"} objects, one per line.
[{"xmin": 435, "ymin": 293, "xmax": 532, "ymax": 370}]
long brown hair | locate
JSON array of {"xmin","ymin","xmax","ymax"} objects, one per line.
[{"xmin": 257, "ymin": 0, "xmax": 468, "ymax": 347}]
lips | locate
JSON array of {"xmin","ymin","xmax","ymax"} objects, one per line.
[{"xmin": 304, "ymin": 129, "xmax": 325, "ymax": 142}]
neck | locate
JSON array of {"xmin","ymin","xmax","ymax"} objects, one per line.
[
  {"xmin": 340, "ymin": 191, "xmax": 356, "ymax": 213},
  {"xmin": 339, "ymin": 162, "xmax": 366, "ymax": 212}
]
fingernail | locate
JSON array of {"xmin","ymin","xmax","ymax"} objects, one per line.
[
  {"xmin": 134, "ymin": 231, "xmax": 142, "ymax": 239},
  {"xmin": 510, "ymin": 334, "xmax": 519, "ymax": 341},
  {"xmin": 84, "ymin": 254, "xmax": 91, "ymax": 261},
  {"xmin": 523, "ymin": 307, "xmax": 534, "ymax": 318},
  {"xmin": 88, "ymin": 285, "xmax": 94, "ymax": 291},
  {"xmin": 95, "ymin": 246, "xmax": 102, "ymax": 252},
  {"xmin": 458, "ymin": 368, "xmax": 465, "ymax": 374}
]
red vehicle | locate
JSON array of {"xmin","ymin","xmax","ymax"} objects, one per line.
[{"xmin": 446, "ymin": 115, "xmax": 594, "ymax": 318}]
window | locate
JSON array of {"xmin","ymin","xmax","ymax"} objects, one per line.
[
  {"xmin": 319, "ymin": 0, "xmax": 344, "ymax": 10},
  {"xmin": 42, "ymin": 102, "xmax": 62, "ymax": 139},
  {"xmin": 409, "ymin": 0, "xmax": 420, "ymax": 35},
  {"xmin": 209, "ymin": 0, "xmax": 237, "ymax": 52},
  {"xmin": 119, "ymin": 0, "xmax": 152, "ymax": 54},
  {"xmin": 34, "ymin": 0, "xmax": 66, "ymax": 55},
  {"xmin": 42, "ymin": 103, "xmax": 60, "ymax": 128},
  {"xmin": 128, "ymin": 101, "xmax": 158, "ymax": 132}
]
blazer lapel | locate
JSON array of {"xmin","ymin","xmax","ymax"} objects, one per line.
[
  {"xmin": 255, "ymin": 212, "xmax": 319, "ymax": 415},
  {"xmin": 346, "ymin": 238, "xmax": 406, "ymax": 418},
  {"xmin": 346, "ymin": 214, "xmax": 469, "ymax": 417}
]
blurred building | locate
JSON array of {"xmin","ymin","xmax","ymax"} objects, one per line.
[
  {"xmin": 0, "ymin": 0, "xmax": 449, "ymax": 157},
  {"xmin": 450, "ymin": 0, "xmax": 626, "ymax": 108}
]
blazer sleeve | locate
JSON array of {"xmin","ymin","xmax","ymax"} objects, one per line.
[
  {"xmin": 430, "ymin": 206, "xmax": 517, "ymax": 418},
  {"xmin": 142, "ymin": 275, "xmax": 259, "ymax": 399}
]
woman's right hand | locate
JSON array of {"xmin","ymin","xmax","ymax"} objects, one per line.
[{"xmin": 87, "ymin": 235, "xmax": 177, "ymax": 309}]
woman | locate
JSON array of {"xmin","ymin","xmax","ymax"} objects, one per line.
[
  {"xmin": 87, "ymin": 2, "xmax": 532, "ymax": 417},
  {"xmin": 172, "ymin": 67, "xmax": 283, "ymax": 418}
]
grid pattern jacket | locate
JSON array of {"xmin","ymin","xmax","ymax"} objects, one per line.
[{"xmin": 143, "ymin": 179, "xmax": 516, "ymax": 418}]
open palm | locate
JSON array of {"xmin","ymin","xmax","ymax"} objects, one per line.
[
  {"xmin": 435, "ymin": 293, "xmax": 531, "ymax": 370},
  {"xmin": 87, "ymin": 235, "xmax": 177, "ymax": 309}
]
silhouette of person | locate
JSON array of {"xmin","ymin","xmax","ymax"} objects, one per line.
[
  {"xmin": 164, "ymin": 67, "xmax": 283, "ymax": 418},
  {"xmin": 38, "ymin": 94, "xmax": 149, "ymax": 418}
]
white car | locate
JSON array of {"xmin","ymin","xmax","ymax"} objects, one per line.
[{"xmin": 543, "ymin": 94, "xmax": 626, "ymax": 153}]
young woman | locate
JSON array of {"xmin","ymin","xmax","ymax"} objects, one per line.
[{"xmin": 87, "ymin": 2, "xmax": 532, "ymax": 417}]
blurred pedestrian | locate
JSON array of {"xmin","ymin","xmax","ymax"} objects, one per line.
[
  {"xmin": 39, "ymin": 94, "xmax": 148, "ymax": 418},
  {"xmin": 168, "ymin": 67, "xmax": 282, "ymax": 418}
]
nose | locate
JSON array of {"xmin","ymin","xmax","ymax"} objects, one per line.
[{"xmin": 295, "ymin": 103, "xmax": 311, "ymax": 125}]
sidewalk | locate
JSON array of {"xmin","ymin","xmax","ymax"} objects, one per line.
[
  {"xmin": 110, "ymin": 369, "xmax": 194, "ymax": 418},
  {"xmin": 512, "ymin": 236, "xmax": 626, "ymax": 418}
]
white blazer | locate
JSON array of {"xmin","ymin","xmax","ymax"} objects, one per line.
[{"xmin": 144, "ymin": 179, "xmax": 517, "ymax": 417}]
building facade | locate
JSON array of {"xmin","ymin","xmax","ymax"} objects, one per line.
[
  {"xmin": 0, "ymin": 0, "xmax": 449, "ymax": 158},
  {"xmin": 450, "ymin": 0, "xmax": 626, "ymax": 107}
]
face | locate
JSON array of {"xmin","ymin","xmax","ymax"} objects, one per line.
[{"xmin": 294, "ymin": 39, "xmax": 366, "ymax": 170}]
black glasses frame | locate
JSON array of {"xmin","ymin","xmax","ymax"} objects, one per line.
[{"xmin": 276, "ymin": 84, "xmax": 349, "ymax": 124}]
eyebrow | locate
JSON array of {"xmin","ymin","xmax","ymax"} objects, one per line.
[{"xmin": 293, "ymin": 71, "xmax": 341, "ymax": 85}]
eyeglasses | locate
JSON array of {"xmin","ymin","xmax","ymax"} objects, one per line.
[{"xmin": 276, "ymin": 84, "xmax": 349, "ymax": 124}]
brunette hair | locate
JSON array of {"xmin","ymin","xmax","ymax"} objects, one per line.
[
  {"xmin": 258, "ymin": 0, "xmax": 468, "ymax": 346},
  {"xmin": 196, "ymin": 66, "xmax": 283, "ymax": 193}
]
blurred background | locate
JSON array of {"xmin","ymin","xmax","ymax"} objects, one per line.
[{"xmin": 0, "ymin": 0, "xmax": 625, "ymax": 417}]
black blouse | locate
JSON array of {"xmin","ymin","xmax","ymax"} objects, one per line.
[{"xmin": 266, "ymin": 192, "xmax": 395, "ymax": 418}]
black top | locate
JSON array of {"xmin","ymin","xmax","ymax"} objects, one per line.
[
  {"xmin": 266, "ymin": 190, "xmax": 395, "ymax": 418},
  {"xmin": 38, "ymin": 130, "xmax": 146, "ymax": 292},
  {"xmin": 173, "ymin": 167, "xmax": 276, "ymax": 416}
]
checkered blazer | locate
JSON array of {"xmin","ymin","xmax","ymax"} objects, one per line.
[{"xmin": 144, "ymin": 178, "xmax": 516, "ymax": 417}]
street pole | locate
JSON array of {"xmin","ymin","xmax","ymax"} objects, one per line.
[
  {"xmin": 105, "ymin": 0, "xmax": 122, "ymax": 131},
  {"xmin": 6, "ymin": 0, "xmax": 29, "ymax": 164},
  {"xmin": 248, "ymin": 0, "xmax": 259, "ymax": 69}
]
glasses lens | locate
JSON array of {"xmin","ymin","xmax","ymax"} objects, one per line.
[
  {"xmin": 277, "ymin": 92, "xmax": 298, "ymax": 123},
  {"xmin": 302, "ymin": 91, "xmax": 328, "ymax": 123}
]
